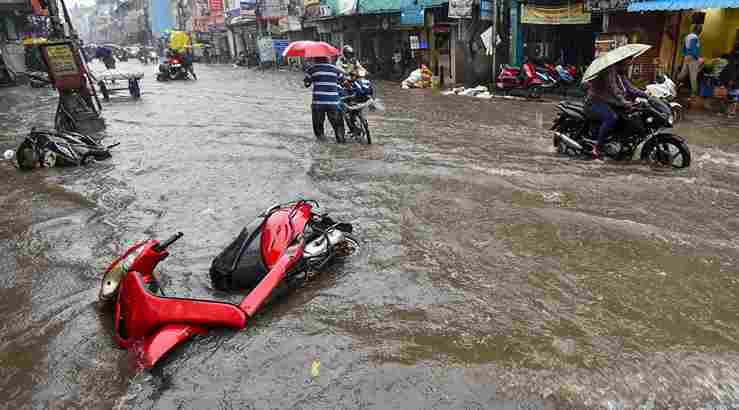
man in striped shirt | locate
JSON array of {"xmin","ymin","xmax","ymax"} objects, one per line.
[{"xmin": 304, "ymin": 57, "xmax": 346, "ymax": 143}]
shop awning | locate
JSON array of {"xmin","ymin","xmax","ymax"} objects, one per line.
[{"xmin": 628, "ymin": 0, "xmax": 739, "ymax": 11}]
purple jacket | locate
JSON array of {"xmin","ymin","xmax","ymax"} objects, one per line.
[{"xmin": 587, "ymin": 67, "xmax": 647, "ymax": 108}]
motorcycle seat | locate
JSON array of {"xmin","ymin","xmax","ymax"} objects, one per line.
[
  {"xmin": 561, "ymin": 101, "xmax": 585, "ymax": 112},
  {"xmin": 115, "ymin": 271, "xmax": 248, "ymax": 348},
  {"xmin": 503, "ymin": 65, "xmax": 520, "ymax": 71},
  {"xmin": 558, "ymin": 101, "xmax": 586, "ymax": 119}
]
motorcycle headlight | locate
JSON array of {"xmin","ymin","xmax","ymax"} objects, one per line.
[
  {"xmin": 668, "ymin": 115, "xmax": 674, "ymax": 125},
  {"xmin": 646, "ymin": 117, "xmax": 653, "ymax": 123}
]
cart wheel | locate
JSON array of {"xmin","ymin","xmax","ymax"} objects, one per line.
[{"xmin": 99, "ymin": 81, "xmax": 110, "ymax": 101}]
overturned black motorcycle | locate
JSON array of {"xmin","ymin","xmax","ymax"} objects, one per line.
[
  {"xmin": 11, "ymin": 129, "xmax": 117, "ymax": 170},
  {"xmin": 551, "ymin": 97, "xmax": 691, "ymax": 168}
]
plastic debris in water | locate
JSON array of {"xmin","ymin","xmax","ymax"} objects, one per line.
[
  {"xmin": 310, "ymin": 360, "xmax": 320, "ymax": 377},
  {"xmin": 4, "ymin": 150, "xmax": 14, "ymax": 160}
]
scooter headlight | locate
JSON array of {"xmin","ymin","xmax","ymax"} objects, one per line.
[{"xmin": 668, "ymin": 115, "xmax": 674, "ymax": 125}]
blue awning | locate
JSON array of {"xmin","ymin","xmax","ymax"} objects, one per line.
[{"xmin": 628, "ymin": 0, "xmax": 739, "ymax": 11}]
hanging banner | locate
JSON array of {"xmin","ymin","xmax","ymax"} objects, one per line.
[
  {"xmin": 584, "ymin": 0, "xmax": 629, "ymax": 11},
  {"xmin": 521, "ymin": 3, "xmax": 591, "ymax": 25},
  {"xmin": 449, "ymin": 0, "xmax": 473, "ymax": 18}
]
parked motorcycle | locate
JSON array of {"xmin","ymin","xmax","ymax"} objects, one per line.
[
  {"xmin": 341, "ymin": 69, "xmax": 376, "ymax": 144},
  {"xmin": 98, "ymin": 199, "xmax": 358, "ymax": 368},
  {"xmin": 534, "ymin": 63, "xmax": 559, "ymax": 87},
  {"xmin": 551, "ymin": 96, "xmax": 691, "ymax": 168},
  {"xmin": 646, "ymin": 74, "xmax": 683, "ymax": 123},
  {"xmin": 156, "ymin": 56, "xmax": 189, "ymax": 81},
  {"xmin": 11, "ymin": 129, "xmax": 117, "ymax": 170},
  {"xmin": 556, "ymin": 64, "xmax": 579, "ymax": 85},
  {"xmin": 496, "ymin": 61, "xmax": 552, "ymax": 98}
]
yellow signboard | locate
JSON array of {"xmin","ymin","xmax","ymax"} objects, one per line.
[
  {"xmin": 45, "ymin": 44, "xmax": 79, "ymax": 77},
  {"xmin": 304, "ymin": 0, "xmax": 320, "ymax": 6},
  {"xmin": 521, "ymin": 3, "xmax": 591, "ymax": 25}
]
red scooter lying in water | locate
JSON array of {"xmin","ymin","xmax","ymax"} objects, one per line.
[{"xmin": 99, "ymin": 199, "xmax": 357, "ymax": 368}]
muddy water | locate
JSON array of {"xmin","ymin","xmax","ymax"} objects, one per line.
[{"xmin": 1, "ymin": 61, "xmax": 738, "ymax": 409}]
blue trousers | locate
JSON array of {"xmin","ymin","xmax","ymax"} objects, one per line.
[{"xmin": 588, "ymin": 102, "xmax": 618, "ymax": 147}]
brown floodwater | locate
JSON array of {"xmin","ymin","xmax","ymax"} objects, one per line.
[{"xmin": 1, "ymin": 60, "xmax": 738, "ymax": 409}]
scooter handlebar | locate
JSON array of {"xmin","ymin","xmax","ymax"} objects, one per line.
[{"xmin": 154, "ymin": 232, "xmax": 184, "ymax": 252}]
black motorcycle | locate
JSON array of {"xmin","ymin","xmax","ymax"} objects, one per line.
[
  {"xmin": 551, "ymin": 97, "xmax": 691, "ymax": 168},
  {"xmin": 13, "ymin": 129, "xmax": 117, "ymax": 170},
  {"xmin": 156, "ymin": 57, "xmax": 190, "ymax": 81},
  {"xmin": 340, "ymin": 76, "xmax": 376, "ymax": 145}
]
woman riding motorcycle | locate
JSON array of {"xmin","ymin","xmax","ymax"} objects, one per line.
[{"xmin": 586, "ymin": 59, "xmax": 648, "ymax": 158}]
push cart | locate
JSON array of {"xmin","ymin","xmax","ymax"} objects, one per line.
[{"xmin": 93, "ymin": 69, "xmax": 143, "ymax": 101}]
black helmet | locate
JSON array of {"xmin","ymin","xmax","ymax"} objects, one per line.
[{"xmin": 342, "ymin": 45, "xmax": 354, "ymax": 59}]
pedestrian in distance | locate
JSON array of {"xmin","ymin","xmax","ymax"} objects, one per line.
[
  {"xmin": 718, "ymin": 47, "xmax": 739, "ymax": 118},
  {"xmin": 183, "ymin": 45, "xmax": 197, "ymax": 80},
  {"xmin": 304, "ymin": 56, "xmax": 346, "ymax": 143},
  {"xmin": 678, "ymin": 25, "xmax": 703, "ymax": 98}
]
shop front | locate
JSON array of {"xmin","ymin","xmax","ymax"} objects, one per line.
[
  {"xmin": 227, "ymin": 15, "xmax": 258, "ymax": 57},
  {"xmin": 426, "ymin": 5, "xmax": 453, "ymax": 85},
  {"xmin": 519, "ymin": 1, "xmax": 599, "ymax": 68},
  {"xmin": 626, "ymin": 0, "xmax": 739, "ymax": 107}
]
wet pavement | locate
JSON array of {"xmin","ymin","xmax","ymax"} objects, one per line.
[{"xmin": 1, "ymin": 61, "xmax": 739, "ymax": 410}]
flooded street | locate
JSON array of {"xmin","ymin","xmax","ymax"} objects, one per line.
[{"xmin": 2, "ymin": 61, "xmax": 739, "ymax": 409}]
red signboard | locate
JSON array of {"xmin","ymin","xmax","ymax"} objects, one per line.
[
  {"xmin": 210, "ymin": 0, "xmax": 223, "ymax": 13},
  {"xmin": 31, "ymin": 0, "xmax": 49, "ymax": 16},
  {"xmin": 40, "ymin": 42, "xmax": 84, "ymax": 91}
]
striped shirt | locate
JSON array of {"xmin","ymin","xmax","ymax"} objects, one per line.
[{"xmin": 306, "ymin": 63, "xmax": 345, "ymax": 106}]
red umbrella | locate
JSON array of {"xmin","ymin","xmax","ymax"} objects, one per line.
[{"xmin": 282, "ymin": 41, "xmax": 339, "ymax": 58}]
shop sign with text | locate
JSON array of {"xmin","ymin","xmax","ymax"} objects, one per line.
[{"xmin": 521, "ymin": 3, "xmax": 591, "ymax": 25}]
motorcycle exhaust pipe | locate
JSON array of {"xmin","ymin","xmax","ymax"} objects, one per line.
[{"xmin": 553, "ymin": 131, "xmax": 583, "ymax": 151}]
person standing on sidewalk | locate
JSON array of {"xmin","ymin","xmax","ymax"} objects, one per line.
[
  {"xmin": 304, "ymin": 56, "xmax": 346, "ymax": 143},
  {"xmin": 678, "ymin": 25, "xmax": 703, "ymax": 98}
]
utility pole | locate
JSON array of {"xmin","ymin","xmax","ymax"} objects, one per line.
[{"xmin": 491, "ymin": 0, "xmax": 497, "ymax": 84}]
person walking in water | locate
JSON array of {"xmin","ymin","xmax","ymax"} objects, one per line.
[
  {"xmin": 678, "ymin": 25, "xmax": 703, "ymax": 98},
  {"xmin": 304, "ymin": 56, "xmax": 346, "ymax": 143}
]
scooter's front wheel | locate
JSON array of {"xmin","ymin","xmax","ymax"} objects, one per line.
[{"xmin": 334, "ymin": 236, "xmax": 360, "ymax": 258}]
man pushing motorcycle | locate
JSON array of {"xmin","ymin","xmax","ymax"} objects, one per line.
[
  {"xmin": 304, "ymin": 56, "xmax": 346, "ymax": 143},
  {"xmin": 586, "ymin": 58, "xmax": 648, "ymax": 158}
]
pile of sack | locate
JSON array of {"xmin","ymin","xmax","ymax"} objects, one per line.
[{"xmin": 401, "ymin": 65, "xmax": 434, "ymax": 89}]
